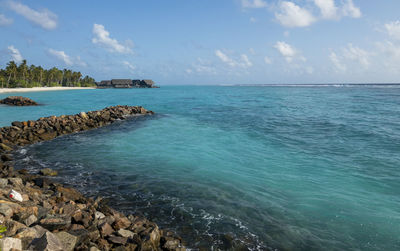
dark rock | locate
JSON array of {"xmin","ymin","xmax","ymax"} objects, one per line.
[
  {"xmin": 0, "ymin": 96, "xmax": 38, "ymax": 106},
  {"xmin": 11, "ymin": 121, "xmax": 23, "ymax": 128},
  {"xmin": 33, "ymin": 177, "xmax": 51, "ymax": 188},
  {"xmin": 113, "ymin": 216, "xmax": 131, "ymax": 230},
  {"xmin": 1, "ymin": 154, "xmax": 13, "ymax": 161},
  {"xmin": 107, "ymin": 235, "xmax": 128, "ymax": 245},
  {"xmin": 39, "ymin": 214, "xmax": 71, "ymax": 231}
]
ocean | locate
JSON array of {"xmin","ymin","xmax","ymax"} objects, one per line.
[{"xmin": 1, "ymin": 85, "xmax": 400, "ymax": 250}]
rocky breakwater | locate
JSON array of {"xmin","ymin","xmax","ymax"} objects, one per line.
[
  {"xmin": 0, "ymin": 106, "xmax": 186, "ymax": 251},
  {"xmin": 0, "ymin": 96, "xmax": 38, "ymax": 106}
]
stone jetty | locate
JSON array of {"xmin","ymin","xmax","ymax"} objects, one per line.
[
  {"xmin": 0, "ymin": 96, "xmax": 38, "ymax": 106},
  {"xmin": 0, "ymin": 106, "xmax": 186, "ymax": 251}
]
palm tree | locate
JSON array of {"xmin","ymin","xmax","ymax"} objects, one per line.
[{"xmin": 5, "ymin": 61, "xmax": 17, "ymax": 88}]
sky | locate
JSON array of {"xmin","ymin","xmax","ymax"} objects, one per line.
[{"xmin": 1, "ymin": 0, "xmax": 400, "ymax": 85}]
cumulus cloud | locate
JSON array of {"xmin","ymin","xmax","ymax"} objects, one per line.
[
  {"xmin": 215, "ymin": 50, "xmax": 253, "ymax": 68},
  {"xmin": 329, "ymin": 52, "xmax": 346, "ymax": 72},
  {"xmin": 48, "ymin": 49, "xmax": 87, "ymax": 67},
  {"xmin": 92, "ymin": 24, "xmax": 133, "ymax": 54},
  {"xmin": 0, "ymin": 14, "xmax": 13, "ymax": 26},
  {"xmin": 385, "ymin": 21, "xmax": 400, "ymax": 40},
  {"xmin": 123, "ymin": 61, "xmax": 136, "ymax": 72},
  {"xmin": 7, "ymin": 45, "xmax": 23, "ymax": 63},
  {"xmin": 342, "ymin": 43, "xmax": 369, "ymax": 68},
  {"xmin": 186, "ymin": 58, "xmax": 217, "ymax": 75},
  {"xmin": 314, "ymin": 0, "xmax": 338, "ymax": 20},
  {"xmin": 48, "ymin": 49, "xmax": 73, "ymax": 65},
  {"xmin": 8, "ymin": 1, "xmax": 57, "ymax": 30},
  {"xmin": 241, "ymin": 0, "xmax": 267, "ymax": 8},
  {"xmin": 275, "ymin": 1, "xmax": 315, "ymax": 28},
  {"xmin": 274, "ymin": 41, "xmax": 305, "ymax": 63},
  {"xmin": 342, "ymin": 0, "xmax": 361, "ymax": 18}
]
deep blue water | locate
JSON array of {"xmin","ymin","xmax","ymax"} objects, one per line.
[{"xmin": 1, "ymin": 86, "xmax": 400, "ymax": 250}]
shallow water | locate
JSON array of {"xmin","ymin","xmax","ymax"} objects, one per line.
[{"xmin": 2, "ymin": 86, "xmax": 400, "ymax": 250}]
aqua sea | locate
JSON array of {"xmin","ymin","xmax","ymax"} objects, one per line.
[{"xmin": 1, "ymin": 86, "xmax": 400, "ymax": 250}]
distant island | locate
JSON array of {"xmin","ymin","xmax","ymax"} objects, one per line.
[
  {"xmin": 0, "ymin": 60, "xmax": 96, "ymax": 88},
  {"xmin": 96, "ymin": 79, "xmax": 158, "ymax": 88}
]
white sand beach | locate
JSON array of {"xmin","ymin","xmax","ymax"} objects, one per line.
[{"xmin": 0, "ymin": 87, "xmax": 95, "ymax": 94}]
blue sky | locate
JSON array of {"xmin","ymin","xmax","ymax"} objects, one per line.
[{"xmin": 1, "ymin": 0, "xmax": 400, "ymax": 85}]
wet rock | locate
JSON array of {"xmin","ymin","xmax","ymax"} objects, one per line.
[
  {"xmin": 55, "ymin": 231, "xmax": 78, "ymax": 251},
  {"xmin": 28, "ymin": 231, "xmax": 65, "ymax": 251},
  {"xmin": 1, "ymin": 154, "xmax": 12, "ymax": 162},
  {"xmin": 33, "ymin": 177, "xmax": 51, "ymax": 188},
  {"xmin": 39, "ymin": 215, "xmax": 71, "ymax": 231},
  {"xmin": 40, "ymin": 168, "xmax": 58, "ymax": 176},
  {"xmin": 0, "ymin": 237, "xmax": 22, "ymax": 251},
  {"xmin": 0, "ymin": 96, "xmax": 38, "ymax": 106}
]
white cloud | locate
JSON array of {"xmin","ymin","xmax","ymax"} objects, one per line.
[
  {"xmin": 342, "ymin": 0, "xmax": 361, "ymax": 18},
  {"xmin": 123, "ymin": 61, "xmax": 136, "ymax": 72},
  {"xmin": 314, "ymin": 0, "xmax": 338, "ymax": 20},
  {"xmin": 216, "ymin": 50, "xmax": 237, "ymax": 67},
  {"xmin": 385, "ymin": 21, "xmax": 400, "ymax": 41},
  {"xmin": 48, "ymin": 49, "xmax": 73, "ymax": 65},
  {"xmin": 275, "ymin": 1, "xmax": 315, "ymax": 28},
  {"xmin": 48, "ymin": 49, "xmax": 87, "ymax": 67},
  {"xmin": 189, "ymin": 58, "xmax": 217, "ymax": 75},
  {"xmin": 7, "ymin": 45, "xmax": 23, "ymax": 63},
  {"xmin": 342, "ymin": 43, "xmax": 369, "ymax": 68},
  {"xmin": 0, "ymin": 14, "xmax": 13, "ymax": 26},
  {"xmin": 215, "ymin": 50, "xmax": 253, "ymax": 68},
  {"xmin": 274, "ymin": 41, "xmax": 305, "ymax": 63},
  {"xmin": 329, "ymin": 52, "xmax": 346, "ymax": 72},
  {"xmin": 241, "ymin": 54, "xmax": 253, "ymax": 67},
  {"xmin": 264, "ymin": 56, "xmax": 273, "ymax": 64},
  {"xmin": 241, "ymin": 0, "xmax": 267, "ymax": 8},
  {"xmin": 250, "ymin": 17, "xmax": 257, "ymax": 23},
  {"xmin": 92, "ymin": 24, "xmax": 133, "ymax": 54},
  {"xmin": 8, "ymin": 1, "xmax": 57, "ymax": 30}
]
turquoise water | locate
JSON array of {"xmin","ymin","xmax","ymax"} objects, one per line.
[{"xmin": 2, "ymin": 86, "xmax": 400, "ymax": 250}]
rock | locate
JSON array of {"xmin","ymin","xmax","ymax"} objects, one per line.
[
  {"xmin": 79, "ymin": 112, "xmax": 88, "ymax": 119},
  {"xmin": 0, "ymin": 237, "xmax": 22, "ymax": 251},
  {"xmin": 0, "ymin": 143, "xmax": 12, "ymax": 151},
  {"xmin": 55, "ymin": 231, "xmax": 78, "ymax": 251},
  {"xmin": 0, "ymin": 178, "xmax": 7, "ymax": 187},
  {"xmin": 99, "ymin": 222, "xmax": 113, "ymax": 237},
  {"xmin": 94, "ymin": 211, "xmax": 105, "ymax": 220},
  {"xmin": 40, "ymin": 168, "xmax": 58, "ymax": 176},
  {"xmin": 32, "ymin": 225, "xmax": 48, "ymax": 238},
  {"xmin": 56, "ymin": 186, "xmax": 83, "ymax": 201},
  {"xmin": 1, "ymin": 154, "xmax": 12, "ymax": 161},
  {"xmin": 33, "ymin": 177, "xmax": 51, "ymax": 188},
  {"xmin": 5, "ymin": 220, "xmax": 26, "ymax": 236},
  {"xmin": 107, "ymin": 235, "xmax": 127, "ymax": 245},
  {"xmin": 117, "ymin": 229, "xmax": 135, "ymax": 238},
  {"xmin": 11, "ymin": 121, "xmax": 23, "ymax": 128},
  {"xmin": 28, "ymin": 231, "xmax": 65, "ymax": 251},
  {"xmin": 113, "ymin": 216, "xmax": 131, "ymax": 230},
  {"xmin": 0, "ymin": 204, "xmax": 13, "ymax": 218},
  {"xmin": 89, "ymin": 247, "xmax": 101, "ymax": 251},
  {"xmin": 24, "ymin": 214, "xmax": 38, "ymax": 226},
  {"xmin": 68, "ymin": 229, "xmax": 89, "ymax": 246},
  {"xmin": 8, "ymin": 177, "xmax": 23, "ymax": 187},
  {"xmin": 14, "ymin": 227, "xmax": 41, "ymax": 249},
  {"xmin": 163, "ymin": 239, "xmax": 182, "ymax": 250},
  {"xmin": 0, "ymin": 96, "xmax": 38, "ymax": 106},
  {"xmin": 39, "ymin": 215, "xmax": 71, "ymax": 231},
  {"xmin": 39, "ymin": 131, "xmax": 57, "ymax": 141}
]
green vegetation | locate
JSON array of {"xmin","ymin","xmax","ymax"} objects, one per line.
[
  {"xmin": 0, "ymin": 60, "xmax": 96, "ymax": 88},
  {"xmin": 0, "ymin": 225, "xmax": 6, "ymax": 238}
]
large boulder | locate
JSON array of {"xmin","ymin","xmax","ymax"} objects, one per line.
[
  {"xmin": 28, "ymin": 231, "xmax": 65, "ymax": 251},
  {"xmin": 0, "ymin": 237, "xmax": 22, "ymax": 251},
  {"xmin": 0, "ymin": 96, "xmax": 38, "ymax": 106}
]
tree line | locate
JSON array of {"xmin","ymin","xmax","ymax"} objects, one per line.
[{"xmin": 0, "ymin": 60, "xmax": 96, "ymax": 88}]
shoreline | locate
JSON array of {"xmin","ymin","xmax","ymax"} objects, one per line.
[
  {"xmin": 0, "ymin": 87, "xmax": 95, "ymax": 94},
  {"xmin": 0, "ymin": 106, "xmax": 185, "ymax": 250}
]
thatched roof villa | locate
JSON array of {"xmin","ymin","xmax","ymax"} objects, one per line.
[{"xmin": 96, "ymin": 79, "xmax": 158, "ymax": 88}]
